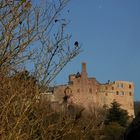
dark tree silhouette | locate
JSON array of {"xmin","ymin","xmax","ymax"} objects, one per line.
[
  {"xmin": 105, "ymin": 100, "xmax": 129, "ymax": 127},
  {"xmin": 124, "ymin": 112, "xmax": 140, "ymax": 140}
]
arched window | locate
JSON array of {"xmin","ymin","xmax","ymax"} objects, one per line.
[{"xmin": 64, "ymin": 87, "xmax": 72, "ymax": 95}]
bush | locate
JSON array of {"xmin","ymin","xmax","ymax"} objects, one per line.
[{"xmin": 103, "ymin": 122, "xmax": 125, "ymax": 140}]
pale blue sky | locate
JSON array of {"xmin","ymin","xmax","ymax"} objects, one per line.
[{"xmin": 55, "ymin": 0, "xmax": 140, "ymax": 101}]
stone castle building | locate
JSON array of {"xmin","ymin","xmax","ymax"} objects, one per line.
[{"xmin": 53, "ymin": 63, "xmax": 135, "ymax": 117}]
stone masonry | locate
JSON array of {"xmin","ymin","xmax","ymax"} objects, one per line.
[{"xmin": 53, "ymin": 63, "xmax": 135, "ymax": 117}]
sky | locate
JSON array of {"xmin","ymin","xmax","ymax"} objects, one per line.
[{"xmin": 55, "ymin": 0, "xmax": 140, "ymax": 101}]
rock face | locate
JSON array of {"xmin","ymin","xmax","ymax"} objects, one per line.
[{"xmin": 54, "ymin": 63, "xmax": 135, "ymax": 117}]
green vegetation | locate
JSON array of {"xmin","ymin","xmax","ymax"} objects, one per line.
[
  {"xmin": 105, "ymin": 100, "xmax": 129, "ymax": 127},
  {"xmin": 124, "ymin": 112, "xmax": 140, "ymax": 140},
  {"xmin": 134, "ymin": 101, "xmax": 140, "ymax": 116},
  {"xmin": 103, "ymin": 122, "xmax": 125, "ymax": 140}
]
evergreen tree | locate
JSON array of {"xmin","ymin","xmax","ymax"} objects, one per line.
[{"xmin": 105, "ymin": 100, "xmax": 129, "ymax": 127}]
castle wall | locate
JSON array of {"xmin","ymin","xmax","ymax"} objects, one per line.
[
  {"xmin": 53, "ymin": 63, "xmax": 135, "ymax": 117},
  {"xmin": 97, "ymin": 81, "xmax": 134, "ymax": 116}
]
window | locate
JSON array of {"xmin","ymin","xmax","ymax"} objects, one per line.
[
  {"xmin": 129, "ymin": 84, "xmax": 132, "ymax": 89},
  {"xmin": 120, "ymin": 91, "xmax": 124, "ymax": 96},
  {"xmin": 129, "ymin": 92, "xmax": 132, "ymax": 96},
  {"xmin": 121, "ymin": 83, "xmax": 123, "ymax": 88},
  {"xmin": 105, "ymin": 93, "xmax": 108, "ymax": 96},
  {"xmin": 64, "ymin": 87, "xmax": 72, "ymax": 95},
  {"xmin": 116, "ymin": 91, "xmax": 119, "ymax": 95},
  {"xmin": 89, "ymin": 88, "xmax": 92, "ymax": 93},
  {"xmin": 117, "ymin": 83, "xmax": 124, "ymax": 88},
  {"xmin": 105, "ymin": 86, "xmax": 108, "ymax": 90},
  {"xmin": 112, "ymin": 87, "xmax": 114, "ymax": 90}
]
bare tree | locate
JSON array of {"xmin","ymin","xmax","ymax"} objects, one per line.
[
  {"xmin": 0, "ymin": 0, "xmax": 82, "ymax": 139},
  {"xmin": 0, "ymin": 0, "xmax": 81, "ymax": 85}
]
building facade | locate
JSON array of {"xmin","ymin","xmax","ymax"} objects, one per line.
[{"xmin": 53, "ymin": 63, "xmax": 135, "ymax": 117}]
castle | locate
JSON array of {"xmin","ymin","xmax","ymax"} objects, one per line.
[{"xmin": 52, "ymin": 63, "xmax": 135, "ymax": 117}]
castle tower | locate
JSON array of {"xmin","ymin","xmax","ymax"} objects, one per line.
[
  {"xmin": 81, "ymin": 62, "xmax": 88, "ymax": 79},
  {"xmin": 81, "ymin": 63, "xmax": 88, "ymax": 93}
]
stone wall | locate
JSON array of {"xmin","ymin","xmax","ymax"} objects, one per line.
[{"xmin": 54, "ymin": 63, "xmax": 135, "ymax": 117}]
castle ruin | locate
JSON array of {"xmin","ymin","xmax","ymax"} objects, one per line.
[{"xmin": 53, "ymin": 63, "xmax": 135, "ymax": 117}]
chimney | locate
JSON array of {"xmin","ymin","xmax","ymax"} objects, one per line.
[
  {"xmin": 82, "ymin": 62, "xmax": 86, "ymax": 72},
  {"xmin": 81, "ymin": 62, "xmax": 88, "ymax": 78}
]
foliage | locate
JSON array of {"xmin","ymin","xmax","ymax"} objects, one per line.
[
  {"xmin": 0, "ymin": 74, "xmax": 85, "ymax": 139},
  {"xmin": 103, "ymin": 122, "xmax": 125, "ymax": 140},
  {"xmin": 105, "ymin": 100, "xmax": 129, "ymax": 127},
  {"xmin": 124, "ymin": 112, "xmax": 140, "ymax": 140},
  {"xmin": 134, "ymin": 101, "xmax": 140, "ymax": 116}
]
